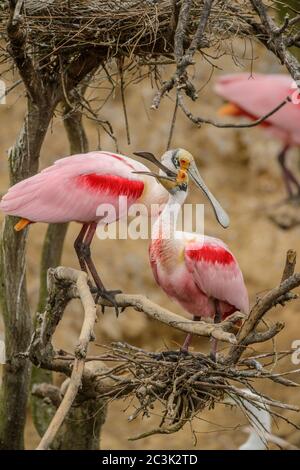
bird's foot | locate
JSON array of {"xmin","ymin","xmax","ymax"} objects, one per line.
[
  {"xmin": 209, "ymin": 351, "xmax": 217, "ymax": 363},
  {"xmin": 95, "ymin": 288, "xmax": 122, "ymax": 317},
  {"xmin": 179, "ymin": 346, "xmax": 190, "ymax": 355}
]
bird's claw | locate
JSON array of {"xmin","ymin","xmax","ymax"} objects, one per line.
[{"xmin": 95, "ymin": 289, "xmax": 122, "ymax": 317}]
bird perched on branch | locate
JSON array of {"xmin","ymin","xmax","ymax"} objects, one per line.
[
  {"xmin": 138, "ymin": 157, "xmax": 248, "ymax": 360},
  {"xmin": 215, "ymin": 73, "xmax": 300, "ymax": 197},
  {"xmin": 0, "ymin": 149, "xmax": 229, "ymax": 313}
]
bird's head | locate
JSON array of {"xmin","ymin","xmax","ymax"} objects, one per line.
[
  {"xmin": 160, "ymin": 148, "xmax": 194, "ymax": 172},
  {"xmin": 133, "ymin": 148, "xmax": 230, "ymax": 228},
  {"xmin": 156, "ymin": 167, "xmax": 189, "ymax": 195},
  {"xmin": 131, "ymin": 166, "xmax": 188, "ymax": 195}
]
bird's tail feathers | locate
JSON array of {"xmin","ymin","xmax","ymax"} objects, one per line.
[{"xmin": 14, "ymin": 218, "xmax": 31, "ymax": 231}]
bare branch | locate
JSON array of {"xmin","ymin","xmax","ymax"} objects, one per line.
[
  {"xmin": 6, "ymin": 1, "xmax": 41, "ymax": 102},
  {"xmin": 32, "ymin": 384, "xmax": 62, "ymax": 409},
  {"xmin": 36, "ymin": 269, "xmax": 97, "ymax": 450},
  {"xmin": 177, "ymin": 92, "xmax": 292, "ymax": 129},
  {"xmin": 243, "ymin": 322, "xmax": 285, "ymax": 346},
  {"xmin": 249, "ymin": 0, "xmax": 300, "ymax": 83},
  {"xmin": 226, "ymin": 250, "xmax": 300, "ymax": 364},
  {"xmin": 281, "ymin": 249, "xmax": 297, "ymax": 283}
]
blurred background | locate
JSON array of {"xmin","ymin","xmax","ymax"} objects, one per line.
[{"xmin": 0, "ymin": 42, "xmax": 300, "ymax": 449}]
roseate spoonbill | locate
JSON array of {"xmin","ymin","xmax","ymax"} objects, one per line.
[
  {"xmin": 0, "ymin": 149, "xmax": 229, "ymax": 312},
  {"xmin": 142, "ymin": 163, "xmax": 248, "ymax": 360},
  {"xmin": 215, "ymin": 73, "xmax": 300, "ymax": 196}
]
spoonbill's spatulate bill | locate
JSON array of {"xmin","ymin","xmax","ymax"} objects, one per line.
[
  {"xmin": 0, "ymin": 149, "xmax": 229, "ymax": 312},
  {"xmin": 146, "ymin": 165, "xmax": 248, "ymax": 360},
  {"xmin": 215, "ymin": 73, "xmax": 300, "ymax": 197}
]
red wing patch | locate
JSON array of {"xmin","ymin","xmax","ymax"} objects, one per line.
[
  {"xmin": 187, "ymin": 244, "xmax": 234, "ymax": 265},
  {"xmin": 232, "ymin": 103, "xmax": 271, "ymax": 128},
  {"xmin": 75, "ymin": 174, "xmax": 144, "ymax": 199}
]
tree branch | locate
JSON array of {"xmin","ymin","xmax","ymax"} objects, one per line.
[
  {"xmin": 249, "ymin": 0, "xmax": 300, "ymax": 82},
  {"xmin": 225, "ymin": 250, "xmax": 299, "ymax": 364},
  {"xmin": 6, "ymin": 0, "xmax": 42, "ymax": 102},
  {"xmin": 177, "ymin": 92, "xmax": 292, "ymax": 129},
  {"xmin": 36, "ymin": 269, "xmax": 97, "ymax": 450}
]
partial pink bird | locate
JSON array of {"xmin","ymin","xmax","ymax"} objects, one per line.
[
  {"xmin": 0, "ymin": 149, "xmax": 229, "ymax": 313},
  {"xmin": 215, "ymin": 73, "xmax": 300, "ymax": 196},
  {"xmin": 146, "ymin": 155, "xmax": 248, "ymax": 360}
]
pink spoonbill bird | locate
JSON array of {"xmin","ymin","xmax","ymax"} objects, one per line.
[
  {"xmin": 0, "ymin": 149, "xmax": 229, "ymax": 313},
  {"xmin": 215, "ymin": 73, "xmax": 300, "ymax": 196},
  {"xmin": 142, "ymin": 157, "xmax": 248, "ymax": 359}
]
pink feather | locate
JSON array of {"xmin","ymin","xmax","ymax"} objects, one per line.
[
  {"xmin": 149, "ymin": 235, "xmax": 249, "ymax": 321},
  {"xmin": 0, "ymin": 151, "xmax": 149, "ymax": 224},
  {"xmin": 215, "ymin": 73, "xmax": 300, "ymax": 145}
]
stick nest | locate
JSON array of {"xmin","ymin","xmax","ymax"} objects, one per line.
[{"xmin": 0, "ymin": 1, "xmax": 255, "ymax": 64}]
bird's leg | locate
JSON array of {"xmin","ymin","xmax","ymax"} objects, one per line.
[
  {"xmin": 74, "ymin": 224, "xmax": 100, "ymax": 292},
  {"xmin": 181, "ymin": 316, "xmax": 200, "ymax": 353},
  {"xmin": 277, "ymin": 145, "xmax": 300, "ymax": 197},
  {"xmin": 210, "ymin": 300, "xmax": 222, "ymax": 362},
  {"xmin": 74, "ymin": 223, "xmax": 90, "ymax": 274},
  {"xmin": 81, "ymin": 222, "xmax": 121, "ymax": 316},
  {"xmin": 181, "ymin": 333, "xmax": 192, "ymax": 353}
]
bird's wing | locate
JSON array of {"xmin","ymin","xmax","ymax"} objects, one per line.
[
  {"xmin": 0, "ymin": 151, "xmax": 146, "ymax": 223},
  {"xmin": 215, "ymin": 74, "xmax": 300, "ymax": 144},
  {"xmin": 215, "ymin": 73, "xmax": 292, "ymax": 116},
  {"xmin": 184, "ymin": 237, "xmax": 249, "ymax": 314},
  {"xmin": 148, "ymin": 242, "xmax": 160, "ymax": 285}
]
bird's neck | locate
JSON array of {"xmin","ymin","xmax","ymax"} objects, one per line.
[
  {"xmin": 152, "ymin": 191, "xmax": 187, "ymax": 241},
  {"xmin": 138, "ymin": 177, "xmax": 168, "ymax": 212}
]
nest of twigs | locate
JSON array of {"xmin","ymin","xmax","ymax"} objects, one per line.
[
  {"xmin": 92, "ymin": 342, "xmax": 300, "ymax": 440},
  {"xmin": 0, "ymin": 0, "xmax": 256, "ymax": 64}
]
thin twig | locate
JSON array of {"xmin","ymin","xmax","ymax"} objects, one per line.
[
  {"xmin": 178, "ymin": 93, "xmax": 292, "ymax": 129},
  {"xmin": 166, "ymin": 94, "xmax": 178, "ymax": 149}
]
